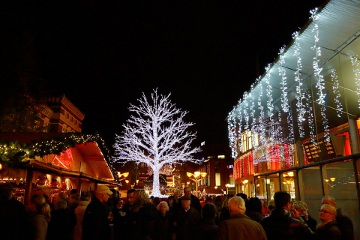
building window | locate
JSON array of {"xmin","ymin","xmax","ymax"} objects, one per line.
[{"xmin": 240, "ymin": 131, "xmax": 259, "ymax": 153}]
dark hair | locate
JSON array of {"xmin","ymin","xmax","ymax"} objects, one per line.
[
  {"xmin": 202, "ymin": 202, "xmax": 217, "ymax": 219},
  {"xmin": 246, "ymin": 197, "xmax": 263, "ymax": 213},
  {"xmin": 274, "ymin": 191, "xmax": 291, "ymax": 208},
  {"xmin": 70, "ymin": 189, "xmax": 78, "ymax": 195},
  {"xmin": 236, "ymin": 193, "xmax": 248, "ymax": 201},
  {"xmin": 80, "ymin": 192, "xmax": 91, "ymax": 201},
  {"xmin": 127, "ymin": 188, "xmax": 136, "ymax": 194},
  {"xmin": 153, "ymin": 197, "xmax": 161, "ymax": 205},
  {"xmin": 0, "ymin": 183, "xmax": 13, "ymax": 201}
]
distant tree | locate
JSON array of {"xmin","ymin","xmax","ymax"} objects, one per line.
[
  {"xmin": 0, "ymin": 93, "xmax": 47, "ymax": 133},
  {"xmin": 113, "ymin": 89, "xmax": 201, "ymax": 197}
]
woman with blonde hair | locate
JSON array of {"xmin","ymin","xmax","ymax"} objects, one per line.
[
  {"xmin": 152, "ymin": 201, "xmax": 174, "ymax": 240},
  {"xmin": 292, "ymin": 200, "xmax": 317, "ymax": 231},
  {"xmin": 30, "ymin": 202, "xmax": 51, "ymax": 240}
]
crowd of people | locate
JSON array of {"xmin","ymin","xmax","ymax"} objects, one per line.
[{"xmin": 0, "ymin": 182, "xmax": 355, "ymax": 240}]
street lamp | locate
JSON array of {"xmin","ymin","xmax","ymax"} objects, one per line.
[
  {"xmin": 186, "ymin": 171, "xmax": 207, "ymax": 197},
  {"xmin": 117, "ymin": 171, "xmax": 129, "ymax": 181}
]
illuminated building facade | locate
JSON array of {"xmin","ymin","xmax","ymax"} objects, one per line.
[{"xmin": 227, "ymin": 1, "xmax": 360, "ymax": 238}]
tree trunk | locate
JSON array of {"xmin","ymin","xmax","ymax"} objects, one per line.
[{"xmin": 151, "ymin": 169, "xmax": 161, "ymax": 197}]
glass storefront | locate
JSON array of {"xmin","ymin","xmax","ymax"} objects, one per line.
[{"xmin": 251, "ymin": 157, "xmax": 360, "ymax": 239}]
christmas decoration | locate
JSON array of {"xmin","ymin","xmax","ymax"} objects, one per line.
[{"xmin": 113, "ymin": 89, "xmax": 201, "ymax": 197}]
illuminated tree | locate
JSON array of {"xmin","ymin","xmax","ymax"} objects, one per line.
[{"xmin": 113, "ymin": 89, "xmax": 201, "ymax": 197}]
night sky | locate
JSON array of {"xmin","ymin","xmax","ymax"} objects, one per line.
[{"xmin": 1, "ymin": 0, "xmax": 326, "ymax": 147}]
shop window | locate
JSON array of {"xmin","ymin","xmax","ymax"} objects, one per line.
[
  {"xmin": 240, "ymin": 130, "xmax": 259, "ymax": 153},
  {"xmin": 281, "ymin": 171, "xmax": 296, "ymax": 199},
  {"xmin": 322, "ymin": 161, "xmax": 358, "ymax": 233},
  {"xmin": 297, "ymin": 167, "xmax": 322, "ymax": 223},
  {"xmin": 255, "ymin": 176, "xmax": 267, "ymax": 199},
  {"xmin": 267, "ymin": 174, "xmax": 280, "ymax": 200}
]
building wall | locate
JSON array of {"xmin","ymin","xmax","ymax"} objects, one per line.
[
  {"xmin": 227, "ymin": 2, "xmax": 360, "ymax": 238},
  {"xmin": 41, "ymin": 95, "xmax": 85, "ymax": 133}
]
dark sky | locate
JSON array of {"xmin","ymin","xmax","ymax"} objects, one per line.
[{"xmin": 1, "ymin": 0, "xmax": 326, "ymax": 147}]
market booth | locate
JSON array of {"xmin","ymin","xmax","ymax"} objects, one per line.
[{"xmin": 0, "ymin": 132, "xmax": 119, "ymax": 206}]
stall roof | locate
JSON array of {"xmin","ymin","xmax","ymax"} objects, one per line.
[{"xmin": 0, "ymin": 132, "xmax": 117, "ymax": 184}]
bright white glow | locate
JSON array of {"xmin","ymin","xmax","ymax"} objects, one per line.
[
  {"xmin": 226, "ymin": 3, "xmax": 357, "ymax": 170},
  {"xmin": 312, "ymin": 21, "xmax": 330, "ymax": 142},
  {"xmin": 113, "ymin": 89, "xmax": 201, "ymax": 197},
  {"xmin": 249, "ymin": 86, "xmax": 257, "ymax": 156},
  {"xmin": 350, "ymin": 55, "xmax": 360, "ymax": 109},
  {"xmin": 257, "ymin": 81, "xmax": 266, "ymax": 153},
  {"xmin": 227, "ymin": 107, "xmax": 238, "ymax": 158},
  {"xmin": 330, "ymin": 69, "xmax": 343, "ymax": 117},
  {"xmin": 293, "ymin": 31, "xmax": 306, "ymax": 138},
  {"xmin": 265, "ymin": 64, "xmax": 275, "ymax": 150},
  {"xmin": 278, "ymin": 45, "xmax": 295, "ymax": 150},
  {"xmin": 279, "ymin": 46, "xmax": 289, "ymax": 113},
  {"xmin": 305, "ymin": 89, "xmax": 317, "ymax": 145}
]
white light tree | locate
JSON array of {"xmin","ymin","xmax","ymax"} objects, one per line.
[{"xmin": 113, "ymin": 89, "xmax": 201, "ymax": 197}]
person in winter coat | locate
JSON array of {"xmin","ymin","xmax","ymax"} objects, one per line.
[
  {"xmin": 315, "ymin": 204, "xmax": 341, "ymax": 240},
  {"xmin": 173, "ymin": 195, "xmax": 201, "ymax": 240},
  {"xmin": 152, "ymin": 201, "xmax": 174, "ymax": 240},
  {"xmin": 46, "ymin": 199, "xmax": 76, "ymax": 240},
  {"xmin": 82, "ymin": 185, "xmax": 113, "ymax": 240},
  {"xmin": 199, "ymin": 202, "xmax": 219, "ymax": 240},
  {"xmin": 260, "ymin": 191, "xmax": 314, "ymax": 240},
  {"xmin": 219, "ymin": 196, "xmax": 267, "ymax": 240},
  {"xmin": 0, "ymin": 183, "xmax": 29, "ymax": 240},
  {"xmin": 30, "ymin": 202, "xmax": 51, "ymax": 240},
  {"xmin": 292, "ymin": 200, "xmax": 317, "ymax": 232}
]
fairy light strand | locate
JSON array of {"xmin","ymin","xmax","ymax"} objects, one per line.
[
  {"xmin": 293, "ymin": 31, "xmax": 306, "ymax": 138},
  {"xmin": 311, "ymin": 10, "xmax": 330, "ymax": 142},
  {"xmin": 330, "ymin": 68, "xmax": 343, "ymax": 117},
  {"xmin": 350, "ymin": 55, "xmax": 360, "ymax": 109}
]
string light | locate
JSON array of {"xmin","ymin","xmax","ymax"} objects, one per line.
[
  {"xmin": 249, "ymin": 85, "xmax": 257, "ymax": 156},
  {"xmin": 265, "ymin": 65, "xmax": 275, "ymax": 149},
  {"xmin": 279, "ymin": 46, "xmax": 289, "ymax": 113},
  {"xmin": 257, "ymin": 81, "xmax": 266, "ymax": 155},
  {"xmin": 311, "ymin": 14, "xmax": 330, "ymax": 142},
  {"xmin": 350, "ymin": 55, "xmax": 360, "ymax": 109},
  {"xmin": 293, "ymin": 31, "xmax": 306, "ymax": 138},
  {"xmin": 330, "ymin": 69, "xmax": 344, "ymax": 117},
  {"xmin": 305, "ymin": 89, "xmax": 317, "ymax": 146},
  {"xmin": 278, "ymin": 45, "xmax": 295, "ymax": 150},
  {"xmin": 113, "ymin": 89, "xmax": 201, "ymax": 197},
  {"xmin": 227, "ymin": 106, "xmax": 237, "ymax": 158},
  {"xmin": 227, "ymin": 4, "xmax": 358, "ymax": 172},
  {"xmin": 0, "ymin": 133, "xmax": 119, "ymax": 181},
  {"xmin": 237, "ymin": 100, "xmax": 244, "ymax": 155}
]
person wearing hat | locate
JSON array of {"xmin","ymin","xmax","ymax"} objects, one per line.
[
  {"xmin": 173, "ymin": 194, "xmax": 201, "ymax": 240},
  {"xmin": 82, "ymin": 185, "xmax": 113, "ymax": 240},
  {"xmin": 176, "ymin": 186, "xmax": 202, "ymax": 214}
]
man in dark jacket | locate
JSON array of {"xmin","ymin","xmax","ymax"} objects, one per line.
[
  {"xmin": 0, "ymin": 183, "xmax": 28, "ymax": 240},
  {"xmin": 82, "ymin": 185, "xmax": 113, "ymax": 240},
  {"xmin": 179, "ymin": 186, "xmax": 202, "ymax": 213},
  {"xmin": 260, "ymin": 191, "xmax": 314, "ymax": 240},
  {"xmin": 173, "ymin": 195, "xmax": 201, "ymax": 240}
]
